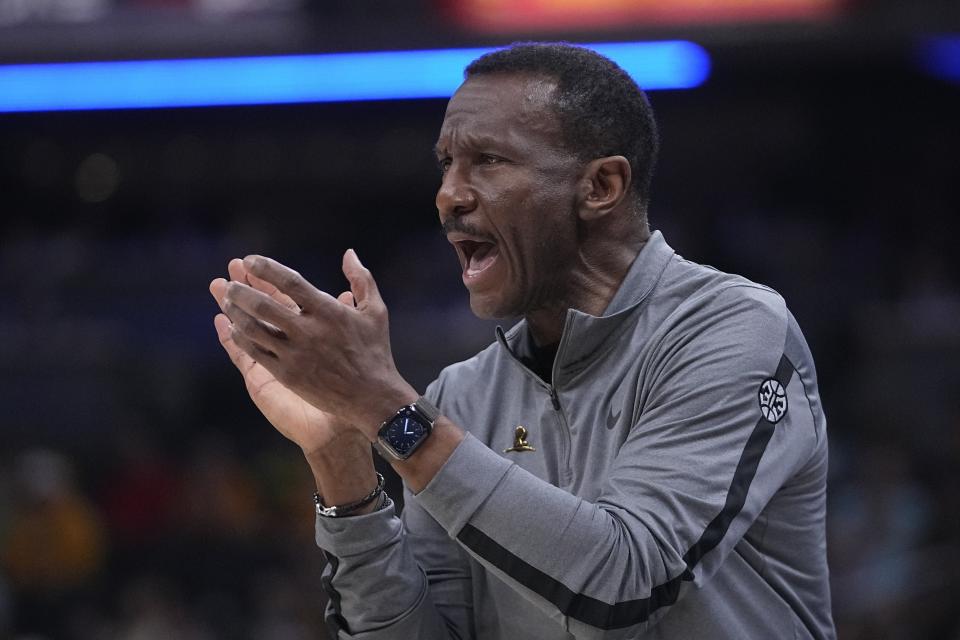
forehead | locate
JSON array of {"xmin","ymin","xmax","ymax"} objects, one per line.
[{"xmin": 436, "ymin": 74, "xmax": 562, "ymax": 149}]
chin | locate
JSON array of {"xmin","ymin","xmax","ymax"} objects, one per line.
[
  {"xmin": 468, "ymin": 297, "xmax": 499, "ymax": 320},
  {"xmin": 468, "ymin": 292, "xmax": 517, "ymax": 320}
]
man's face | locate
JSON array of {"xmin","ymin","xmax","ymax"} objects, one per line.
[{"xmin": 434, "ymin": 74, "xmax": 583, "ymax": 320}]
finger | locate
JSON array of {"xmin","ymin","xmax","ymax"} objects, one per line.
[
  {"xmin": 228, "ymin": 257, "xmax": 300, "ymax": 312},
  {"xmin": 228, "ymin": 258, "xmax": 251, "ymax": 285},
  {"xmin": 341, "ymin": 249, "xmax": 384, "ymax": 311},
  {"xmin": 224, "ymin": 280, "xmax": 300, "ymax": 334},
  {"xmin": 248, "ymin": 271, "xmax": 300, "ymax": 312},
  {"xmin": 337, "ymin": 291, "xmax": 356, "ymax": 307},
  {"xmin": 243, "ymin": 255, "xmax": 340, "ymax": 312},
  {"xmin": 214, "ymin": 313, "xmax": 258, "ymax": 375},
  {"xmin": 223, "ymin": 290, "xmax": 290, "ymax": 354},
  {"xmin": 227, "ymin": 313, "xmax": 280, "ymax": 364},
  {"xmin": 210, "ymin": 278, "xmax": 228, "ymax": 311}
]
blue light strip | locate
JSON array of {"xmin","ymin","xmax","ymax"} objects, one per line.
[
  {"xmin": 919, "ymin": 36, "xmax": 960, "ymax": 83},
  {"xmin": 0, "ymin": 41, "xmax": 709, "ymax": 113}
]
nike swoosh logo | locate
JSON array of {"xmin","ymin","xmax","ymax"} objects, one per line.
[{"xmin": 606, "ymin": 404, "xmax": 621, "ymax": 430}]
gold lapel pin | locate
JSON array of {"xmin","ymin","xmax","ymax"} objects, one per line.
[{"xmin": 504, "ymin": 426, "xmax": 536, "ymax": 453}]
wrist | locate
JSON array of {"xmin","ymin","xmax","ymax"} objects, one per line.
[
  {"xmin": 372, "ymin": 395, "xmax": 441, "ymax": 461},
  {"xmin": 302, "ymin": 427, "xmax": 373, "ymax": 480},
  {"xmin": 314, "ymin": 472, "xmax": 385, "ymax": 518},
  {"xmin": 301, "ymin": 429, "xmax": 376, "ymax": 502},
  {"xmin": 359, "ymin": 383, "xmax": 420, "ymax": 442},
  {"xmin": 301, "ymin": 426, "xmax": 369, "ymax": 463}
]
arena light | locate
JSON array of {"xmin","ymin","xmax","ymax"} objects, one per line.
[
  {"xmin": 0, "ymin": 41, "xmax": 709, "ymax": 113},
  {"xmin": 919, "ymin": 36, "xmax": 960, "ymax": 83},
  {"xmin": 444, "ymin": 0, "xmax": 840, "ymax": 32}
]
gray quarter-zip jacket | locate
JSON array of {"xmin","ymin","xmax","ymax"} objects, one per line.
[{"xmin": 315, "ymin": 231, "xmax": 835, "ymax": 639}]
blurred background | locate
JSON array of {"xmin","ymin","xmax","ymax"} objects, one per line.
[{"xmin": 1, "ymin": 1, "xmax": 958, "ymax": 638}]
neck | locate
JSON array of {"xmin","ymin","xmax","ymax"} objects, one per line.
[{"xmin": 525, "ymin": 230, "xmax": 649, "ymax": 347}]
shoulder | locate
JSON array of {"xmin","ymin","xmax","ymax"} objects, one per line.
[
  {"xmin": 643, "ymin": 257, "xmax": 794, "ymax": 387},
  {"xmin": 671, "ymin": 253, "xmax": 784, "ymax": 307},
  {"xmin": 711, "ymin": 281, "xmax": 788, "ymax": 335},
  {"xmin": 660, "ymin": 256, "xmax": 789, "ymax": 345},
  {"xmin": 644, "ymin": 248, "xmax": 785, "ymax": 324}
]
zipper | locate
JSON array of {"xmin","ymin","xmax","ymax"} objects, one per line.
[
  {"xmin": 550, "ymin": 387, "xmax": 561, "ymax": 410},
  {"xmin": 549, "ymin": 386, "xmax": 573, "ymax": 486},
  {"xmin": 496, "ymin": 325, "xmax": 574, "ymax": 485},
  {"xmin": 550, "ymin": 319, "xmax": 575, "ymax": 485}
]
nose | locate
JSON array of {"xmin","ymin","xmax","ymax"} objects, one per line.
[{"xmin": 436, "ymin": 163, "xmax": 477, "ymax": 221}]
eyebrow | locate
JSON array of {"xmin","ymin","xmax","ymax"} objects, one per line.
[{"xmin": 432, "ymin": 134, "xmax": 509, "ymax": 158}]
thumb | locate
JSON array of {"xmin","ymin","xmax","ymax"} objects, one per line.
[{"xmin": 342, "ymin": 249, "xmax": 383, "ymax": 310}]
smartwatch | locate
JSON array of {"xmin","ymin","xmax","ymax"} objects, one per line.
[{"xmin": 373, "ymin": 396, "xmax": 440, "ymax": 460}]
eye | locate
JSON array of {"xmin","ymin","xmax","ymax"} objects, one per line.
[
  {"xmin": 437, "ymin": 157, "xmax": 452, "ymax": 173},
  {"xmin": 479, "ymin": 154, "xmax": 503, "ymax": 166}
]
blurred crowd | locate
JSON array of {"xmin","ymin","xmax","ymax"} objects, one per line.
[{"xmin": 0, "ymin": 432, "xmax": 329, "ymax": 639}]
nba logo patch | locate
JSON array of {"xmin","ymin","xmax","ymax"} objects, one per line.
[{"xmin": 758, "ymin": 378, "xmax": 787, "ymax": 423}]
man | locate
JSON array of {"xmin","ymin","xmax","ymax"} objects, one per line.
[{"xmin": 209, "ymin": 43, "xmax": 835, "ymax": 639}]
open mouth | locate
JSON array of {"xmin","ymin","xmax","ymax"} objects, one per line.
[{"xmin": 456, "ymin": 239, "xmax": 500, "ymax": 278}]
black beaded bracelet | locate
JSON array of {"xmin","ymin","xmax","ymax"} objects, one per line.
[{"xmin": 314, "ymin": 473, "xmax": 385, "ymax": 518}]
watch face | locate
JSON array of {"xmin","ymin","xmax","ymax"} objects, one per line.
[{"xmin": 381, "ymin": 407, "xmax": 428, "ymax": 457}]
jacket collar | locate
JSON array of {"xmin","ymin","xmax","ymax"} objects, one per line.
[{"xmin": 496, "ymin": 230, "xmax": 675, "ymax": 384}]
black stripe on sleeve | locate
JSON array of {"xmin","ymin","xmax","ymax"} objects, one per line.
[
  {"xmin": 682, "ymin": 354, "xmax": 795, "ymax": 571},
  {"xmin": 456, "ymin": 354, "xmax": 797, "ymax": 630},
  {"xmin": 459, "ymin": 523, "xmax": 685, "ymax": 629},
  {"xmin": 321, "ymin": 553, "xmax": 351, "ymax": 637}
]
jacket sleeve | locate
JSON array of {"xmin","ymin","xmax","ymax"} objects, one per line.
[
  {"xmin": 314, "ymin": 383, "xmax": 475, "ymax": 639},
  {"xmin": 412, "ymin": 285, "xmax": 824, "ymax": 638}
]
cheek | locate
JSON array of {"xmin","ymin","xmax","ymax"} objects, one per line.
[
  {"xmin": 517, "ymin": 188, "xmax": 577, "ymax": 244},
  {"xmin": 504, "ymin": 198, "xmax": 574, "ymax": 284},
  {"xmin": 488, "ymin": 177, "xmax": 577, "ymax": 271}
]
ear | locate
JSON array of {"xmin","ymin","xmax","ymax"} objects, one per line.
[{"xmin": 577, "ymin": 155, "xmax": 631, "ymax": 222}]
